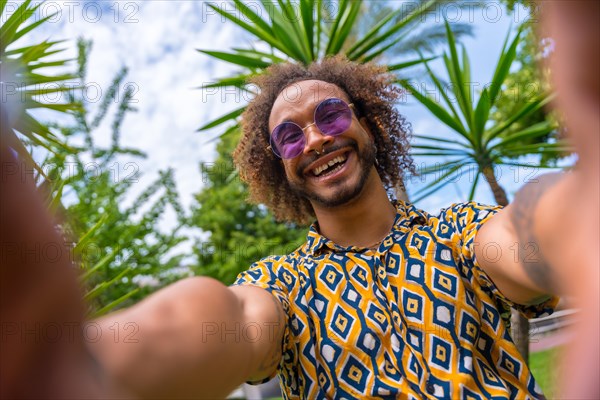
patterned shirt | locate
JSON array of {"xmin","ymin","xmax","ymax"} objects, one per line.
[{"xmin": 233, "ymin": 201, "xmax": 557, "ymax": 399}]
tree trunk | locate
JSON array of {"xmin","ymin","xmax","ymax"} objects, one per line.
[
  {"xmin": 482, "ymin": 166, "xmax": 509, "ymax": 206},
  {"xmin": 482, "ymin": 165, "xmax": 530, "ymax": 364}
]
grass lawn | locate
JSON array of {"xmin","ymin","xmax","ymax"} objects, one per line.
[{"xmin": 530, "ymin": 346, "xmax": 563, "ymax": 398}]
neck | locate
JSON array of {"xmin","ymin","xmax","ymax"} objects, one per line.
[{"xmin": 312, "ymin": 168, "xmax": 397, "ymax": 248}]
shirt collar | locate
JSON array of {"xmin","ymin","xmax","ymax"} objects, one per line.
[{"xmin": 304, "ymin": 200, "xmax": 429, "ymax": 256}]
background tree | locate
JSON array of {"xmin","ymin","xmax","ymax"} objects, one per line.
[
  {"xmin": 1, "ymin": 0, "xmax": 80, "ymax": 173},
  {"xmin": 190, "ymin": 131, "xmax": 306, "ymax": 284},
  {"xmin": 41, "ymin": 40, "xmax": 190, "ymax": 315},
  {"xmin": 399, "ymin": 22, "xmax": 569, "ymax": 362},
  {"xmin": 492, "ymin": 0, "xmax": 561, "ymax": 165},
  {"xmin": 196, "ymin": 0, "xmax": 479, "ymax": 134}
]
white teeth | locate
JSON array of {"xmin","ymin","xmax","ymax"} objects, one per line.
[{"xmin": 311, "ymin": 155, "xmax": 347, "ymax": 176}]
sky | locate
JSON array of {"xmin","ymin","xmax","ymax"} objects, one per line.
[{"xmin": 7, "ymin": 0, "xmax": 563, "ymax": 250}]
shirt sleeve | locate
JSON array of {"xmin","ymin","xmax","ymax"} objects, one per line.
[
  {"xmin": 231, "ymin": 256, "xmax": 293, "ymax": 385},
  {"xmin": 441, "ymin": 202, "xmax": 558, "ymax": 319}
]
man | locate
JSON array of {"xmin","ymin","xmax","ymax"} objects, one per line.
[
  {"xmin": 234, "ymin": 57, "xmax": 561, "ymax": 399},
  {"xmin": 1, "ymin": 3, "xmax": 597, "ymax": 398},
  {"xmin": 91, "ymin": 57, "xmax": 559, "ymax": 399}
]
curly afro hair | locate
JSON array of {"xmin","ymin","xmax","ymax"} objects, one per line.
[{"xmin": 233, "ymin": 55, "xmax": 414, "ymax": 225}]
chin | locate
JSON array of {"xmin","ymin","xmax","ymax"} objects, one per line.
[
  {"xmin": 294, "ymin": 169, "xmax": 371, "ymax": 208},
  {"xmin": 290, "ymin": 142, "xmax": 377, "ymax": 209}
]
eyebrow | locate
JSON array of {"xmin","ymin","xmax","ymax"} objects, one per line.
[
  {"xmin": 271, "ymin": 96, "xmax": 347, "ymax": 129},
  {"xmin": 271, "ymin": 110, "xmax": 308, "ymax": 128}
]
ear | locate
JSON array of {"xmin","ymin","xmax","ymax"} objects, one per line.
[{"xmin": 358, "ymin": 116, "xmax": 375, "ymax": 141}]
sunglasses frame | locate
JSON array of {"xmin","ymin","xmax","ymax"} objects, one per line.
[{"xmin": 267, "ymin": 97, "xmax": 355, "ymax": 159}]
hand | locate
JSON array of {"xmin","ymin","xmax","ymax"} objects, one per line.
[
  {"xmin": 0, "ymin": 107, "xmax": 113, "ymax": 398},
  {"xmin": 539, "ymin": 1, "xmax": 599, "ymax": 397}
]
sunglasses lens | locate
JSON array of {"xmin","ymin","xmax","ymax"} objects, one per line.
[
  {"xmin": 315, "ymin": 98, "xmax": 352, "ymax": 136},
  {"xmin": 269, "ymin": 98, "xmax": 353, "ymax": 159},
  {"xmin": 271, "ymin": 122, "xmax": 305, "ymax": 159}
]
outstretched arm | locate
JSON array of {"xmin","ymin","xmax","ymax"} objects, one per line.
[
  {"xmin": 90, "ymin": 279, "xmax": 285, "ymax": 399},
  {"xmin": 474, "ymin": 172, "xmax": 576, "ymax": 305},
  {"xmin": 474, "ymin": 0, "xmax": 599, "ymax": 310},
  {"xmin": 1, "ymin": 112, "xmax": 285, "ymax": 399}
]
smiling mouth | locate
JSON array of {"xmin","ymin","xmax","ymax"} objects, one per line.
[{"xmin": 311, "ymin": 154, "xmax": 348, "ymax": 177}]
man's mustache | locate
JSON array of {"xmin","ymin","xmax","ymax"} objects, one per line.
[{"xmin": 295, "ymin": 140, "xmax": 358, "ymax": 177}]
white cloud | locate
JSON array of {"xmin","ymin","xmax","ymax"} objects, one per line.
[{"xmin": 19, "ymin": 0, "xmax": 249, "ymax": 214}]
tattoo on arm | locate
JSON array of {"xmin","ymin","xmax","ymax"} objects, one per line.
[{"xmin": 510, "ymin": 172, "xmax": 563, "ymax": 292}]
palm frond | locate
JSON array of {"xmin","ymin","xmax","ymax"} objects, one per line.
[
  {"xmin": 197, "ymin": 0, "xmax": 453, "ymax": 133},
  {"xmin": 1, "ymin": 0, "xmax": 79, "ymax": 171}
]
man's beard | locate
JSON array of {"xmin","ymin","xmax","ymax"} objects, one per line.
[{"xmin": 289, "ymin": 141, "xmax": 376, "ymax": 208}]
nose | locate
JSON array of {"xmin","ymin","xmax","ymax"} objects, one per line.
[{"xmin": 303, "ymin": 123, "xmax": 333, "ymax": 156}]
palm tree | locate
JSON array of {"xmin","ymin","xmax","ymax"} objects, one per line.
[
  {"xmin": 1, "ymin": 0, "xmax": 80, "ymax": 174},
  {"xmin": 399, "ymin": 22, "xmax": 565, "ymax": 205},
  {"xmin": 196, "ymin": 0, "xmax": 481, "ymax": 134},
  {"xmin": 196, "ymin": 0, "xmax": 481, "ymax": 201},
  {"xmin": 398, "ymin": 21, "xmax": 569, "ymax": 362}
]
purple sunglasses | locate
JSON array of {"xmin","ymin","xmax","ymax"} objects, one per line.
[{"xmin": 268, "ymin": 97, "xmax": 354, "ymax": 159}]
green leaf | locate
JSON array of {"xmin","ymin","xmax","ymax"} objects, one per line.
[
  {"xmin": 327, "ymin": 0, "xmax": 362, "ymax": 55},
  {"xmin": 80, "ymin": 247, "xmax": 121, "ymax": 281},
  {"xmin": 388, "ymin": 56, "xmax": 436, "ymax": 71},
  {"xmin": 74, "ymin": 215, "xmax": 108, "ymax": 256},
  {"xmin": 485, "ymin": 93, "xmax": 554, "ymax": 145},
  {"xmin": 488, "ymin": 26, "xmax": 522, "ymax": 104},
  {"xmin": 468, "ymin": 170, "xmax": 481, "ymax": 201},
  {"xmin": 418, "ymin": 158, "xmax": 468, "ymax": 175},
  {"xmin": 202, "ymin": 122, "xmax": 241, "ymax": 145},
  {"xmin": 499, "ymin": 162, "xmax": 566, "ymax": 169},
  {"xmin": 412, "ymin": 151, "xmax": 469, "ymax": 157},
  {"xmin": 267, "ymin": 1, "xmax": 310, "ymax": 62},
  {"xmin": 11, "ymin": 12, "xmax": 58, "ymax": 45},
  {"xmin": 0, "ymin": 0, "xmax": 36, "ymax": 54},
  {"xmin": 299, "ymin": 0, "xmax": 315, "ymax": 59},
  {"xmin": 345, "ymin": 2, "xmax": 399, "ymax": 57},
  {"xmin": 399, "ymin": 80, "xmax": 470, "ymax": 140},
  {"xmin": 419, "ymin": 53, "xmax": 465, "ymax": 125},
  {"xmin": 501, "ymin": 141, "xmax": 566, "ymax": 154},
  {"xmin": 348, "ymin": 0, "xmax": 437, "ymax": 60},
  {"xmin": 413, "ymin": 162, "xmax": 466, "ymax": 202},
  {"xmin": 2, "ymin": 124, "xmax": 46, "ymax": 177},
  {"xmin": 491, "ymin": 121, "xmax": 554, "ymax": 150},
  {"xmin": 84, "ymin": 267, "xmax": 132, "ymax": 302},
  {"xmin": 197, "ymin": 106, "xmax": 246, "ymax": 131},
  {"xmin": 443, "ymin": 21, "xmax": 472, "ymax": 131},
  {"xmin": 414, "ymin": 134, "xmax": 470, "ymax": 149},
  {"xmin": 473, "ymin": 89, "xmax": 491, "ymax": 138},
  {"xmin": 278, "ymin": 0, "xmax": 311, "ymax": 60},
  {"xmin": 206, "ymin": 3, "xmax": 281, "ymax": 53},
  {"xmin": 197, "ymin": 50, "xmax": 272, "ymax": 69},
  {"xmin": 232, "ymin": 0, "xmax": 274, "ymax": 35},
  {"xmin": 462, "ymin": 45, "xmax": 472, "ymax": 112},
  {"xmin": 47, "ymin": 178, "xmax": 66, "ymax": 214},
  {"xmin": 362, "ymin": 31, "xmax": 410, "ymax": 62},
  {"xmin": 231, "ymin": 48, "xmax": 286, "ymax": 64},
  {"xmin": 91, "ymin": 288, "xmax": 140, "ymax": 318}
]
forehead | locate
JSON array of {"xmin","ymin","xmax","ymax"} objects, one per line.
[{"xmin": 268, "ymin": 80, "xmax": 349, "ymax": 130}]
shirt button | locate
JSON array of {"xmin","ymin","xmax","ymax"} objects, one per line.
[{"xmin": 426, "ymin": 382, "xmax": 435, "ymax": 395}]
